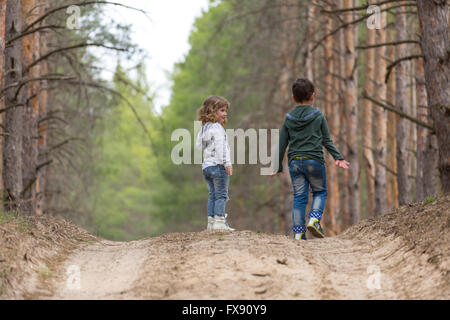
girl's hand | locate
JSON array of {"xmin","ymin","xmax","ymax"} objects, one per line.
[
  {"xmin": 336, "ymin": 159, "xmax": 350, "ymax": 169},
  {"xmin": 226, "ymin": 166, "xmax": 233, "ymax": 176}
]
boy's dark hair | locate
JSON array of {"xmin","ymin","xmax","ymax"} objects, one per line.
[{"xmin": 292, "ymin": 78, "xmax": 315, "ymax": 103}]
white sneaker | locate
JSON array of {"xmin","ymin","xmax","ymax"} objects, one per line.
[
  {"xmin": 212, "ymin": 214, "xmax": 235, "ymax": 231},
  {"xmin": 207, "ymin": 216, "xmax": 215, "ymax": 231}
]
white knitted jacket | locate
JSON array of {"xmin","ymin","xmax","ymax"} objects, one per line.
[{"xmin": 196, "ymin": 122, "xmax": 231, "ymax": 170}]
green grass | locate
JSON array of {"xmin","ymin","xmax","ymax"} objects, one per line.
[
  {"xmin": 0, "ymin": 210, "xmax": 30, "ymax": 232},
  {"xmin": 424, "ymin": 195, "xmax": 436, "ymax": 205},
  {"xmin": 74, "ymin": 237, "xmax": 94, "ymax": 244},
  {"xmin": 0, "ymin": 210, "xmax": 20, "ymax": 224},
  {"xmin": 39, "ymin": 267, "xmax": 52, "ymax": 278},
  {"xmin": 0, "ymin": 268, "xmax": 10, "ymax": 279}
]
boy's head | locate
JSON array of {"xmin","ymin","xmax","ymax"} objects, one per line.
[{"xmin": 292, "ymin": 78, "xmax": 315, "ymax": 104}]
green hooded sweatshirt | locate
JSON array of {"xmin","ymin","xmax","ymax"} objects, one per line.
[{"xmin": 277, "ymin": 105, "xmax": 343, "ymax": 173}]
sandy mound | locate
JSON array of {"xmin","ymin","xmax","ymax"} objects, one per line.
[
  {"xmin": 0, "ymin": 213, "xmax": 98, "ymax": 299},
  {"xmin": 1, "ymin": 194, "xmax": 448, "ymax": 300}
]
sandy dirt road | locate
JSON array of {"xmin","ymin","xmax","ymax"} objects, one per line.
[{"xmin": 46, "ymin": 227, "xmax": 447, "ymax": 300}]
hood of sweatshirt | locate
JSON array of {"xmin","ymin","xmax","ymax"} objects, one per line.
[{"xmin": 284, "ymin": 105, "xmax": 322, "ymax": 130}]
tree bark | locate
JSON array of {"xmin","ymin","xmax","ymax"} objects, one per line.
[
  {"xmin": 323, "ymin": 4, "xmax": 338, "ymax": 235},
  {"xmin": 304, "ymin": 2, "xmax": 315, "ymax": 82},
  {"xmin": 0, "ymin": 0, "xmax": 6, "ymax": 207},
  {"xmin": 373, "ymin": 8, "xmax": 387, "ymax": 215},
  {"xmin": 415, "ymin": 57, "xmax": 427, "ymax": 201},
  {"xmin": 21, "ymin": 0, "xmax": 39, "ymax": 216},
  {"xmin": 386, "ymin": 27, "xmax": 399, "ymax": 210},
  {"xmin": 395, "ymin": 4, "xmax": 410, "ymax": 205},
  {"xmin": 417, "ymin": 25, "xmax": 439, "ymax": 199},
  {"xmin": 332, "ymin": 14, "xmax": 342, "ymax": 234},
  {"xmin": 275, "ymin": 0, "xmax": 300, "ymax": 235},
  {"xmin": 363, "ymin": 8, "xmax": 376, "ymax": 218},
  {"xmin": 337, "ymin": 0, "xmax": 349, "ymax": 230},
  {"xmin": 417, "ymin": 0, "xmax": 450, "ymax": 194},
  {"xmin": 419, "ymin": 50, "xmax": 439, "ymax": 199},
  {"xmin": 3, "ymin": 0, "xmax": 24, "ymax": 212},
  {"xmin": 343, "ymin": 0, "xmax": 360, "ymax": 225},
  {"xmin": 36, "ymin": 0, "xmax": 48, "ymax": 215}
]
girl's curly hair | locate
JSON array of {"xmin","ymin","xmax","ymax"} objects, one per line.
[{"xmin": 197, "ymin": 96, "xmax": 230, "ymax": 126}]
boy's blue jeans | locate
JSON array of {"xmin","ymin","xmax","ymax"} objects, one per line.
[
  {"xmin": 288, "ymin": 159, "xmax": 327, "ymax": 234},
  {"xmin": 203, "ymin": 165, "xmax": 229, "ymax": 217}
]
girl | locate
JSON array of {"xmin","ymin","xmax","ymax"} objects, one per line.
[{"xmin": 196, "ymin": 96, "xmax": 234, "ymax": 231}]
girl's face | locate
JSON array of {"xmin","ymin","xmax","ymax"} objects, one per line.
[{"xmin": 217, "ymin": 107, "xmax": 228, "ymax": 125}]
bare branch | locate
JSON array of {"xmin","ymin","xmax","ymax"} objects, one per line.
[
  {"xmin": 384, "ymin": 54, "xmax": 424, "ymax": 83},
  {"xmin": 311, "ymin": 3, "xmax": 417, "ymax": 52},
  {"xmin": 321, "ymin": 0, "xmax": 416, "ymax": 14},
  {"xmin": 5, "ymin": 25, "xmax": 65, "ymax": 46},
  {"xmin": 65, "ymin": 80, "xmax": 158, "ymax": 155},
  {"xmin": 362, "ymin": 91, "xmax": 434, "ymax": 131},
  {"xmin": 0, "ymin": 75, "xmax": 76, "ymax": 101},
  {"xmin": 356, "ymin": 39, "xmax": 420, "ymax": 50},
  {"xmin": 36, "ymin": 159, "xmax": 53, "ymax": 172},
  {"xmin": 23, "ymin": 1, "xmax": 151, "ymax": 33},
  {"xmin": 24, "ymin": 43, "xmax": 128, "ymax": 73}
]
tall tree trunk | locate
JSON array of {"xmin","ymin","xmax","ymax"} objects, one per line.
[
  {"xmin": 415, "ymin": 57, "xmax": 427, "ymax": 201},
  {"xmin": 276, "ymin": 0, "xmax": 299, "ymax": 235},
  {"xmin": 3, "ymin": 0, "xmax": 24, "ymax": 212},
  {"xmin": 395, "ymin": 4, "xmax": 410, "ymax": 205},
  {"xmin": 343, "ymin": 0, "xmax": 360, "ymax": 225},
  {"xmin": 363, "ymin": 11, "xmax": 376, "ymax": 218},
  {"xmin": 332, "ymin": 17, "xmax": 342, "ymax": 234},
  {"xmin": 0, "ymin": 0, "xmax": 6, "ymax": 207},
  {"xmin": 417, "ymin": 0, "xmax": 450, "ymax": 194},
  {"xmin": 323, "ymin": 4, "xmax": 338, "ymax": 235},
  {"xmin": 337, "ymin": 0, "xmax": 349, "ymax": 230},
  {"xmin": 36, "ymin": 0, "xmax": 48, "ymax": 215},
  {"xmin": 374, "ymin": 8, "xmax": 388, "ymax": 215},
  {"xmin": 304, "ymin": 2, "xmax": 315, "ymax": 82},
  {"xmin": 424, "ymin": 133, "xmax": 439, "ymax": 197},
  {"xmin": 386, "ymin": 27, "xmax": 398, "ymax": 210},
  {"xmin": 21, "ymin": 0, "xmax": 39, "ymax": 216}
]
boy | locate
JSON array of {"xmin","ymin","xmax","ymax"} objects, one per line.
[{"xmin": 271, "ymin": 78, "xmax": 349, "ymax": 240}]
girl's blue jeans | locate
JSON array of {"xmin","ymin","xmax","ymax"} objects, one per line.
[
  {"xmin": 203, "ymin": 165, "xmax": 229, "ymax": 217},
  {"xmin": 288, "ymin": 159, "xmax": 328, "ymax": 234}
]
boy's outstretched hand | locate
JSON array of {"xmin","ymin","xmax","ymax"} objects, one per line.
[
  {"xmin": 226, "ymin": 166, "xmax": 233, "ymax": 176},
  {"xmin": 270, "ymin": 172, "xmax": 281, "ymax": 177},
  {"xmin": 336, "ymin": 159, "xmax": 350, "ymax": 169}
]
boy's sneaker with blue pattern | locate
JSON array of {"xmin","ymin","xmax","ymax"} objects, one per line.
[
  {"xmin": 294, "ymin": 232, "xmax": 307, "ymax": 240},
  {"xmin": 307, "ymin": 217, "xmax": 325, "ymax": 238}
]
